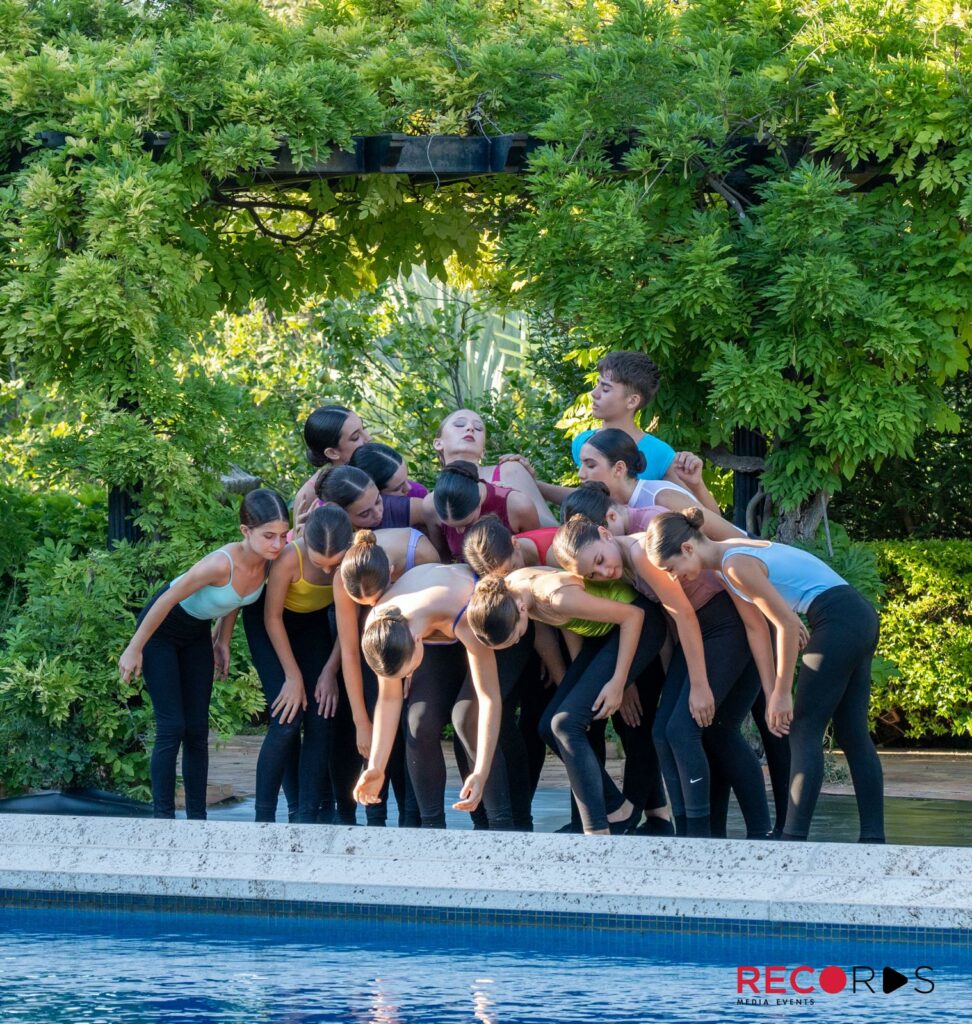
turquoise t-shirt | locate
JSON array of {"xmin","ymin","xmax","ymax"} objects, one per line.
[{"xmin": 571, "ymin": 429, "xmax": 676, "ymax": 481}]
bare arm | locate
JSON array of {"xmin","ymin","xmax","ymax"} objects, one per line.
[
  {"xmin": 118, "ymin": 553, "xmax": 230, "ymax": 683},
  {"xmin": 507, "ymin": 491, "xmax": 541, "ymax": 534},
  {"xmin": 726, "ymin": 587, "xmax": 777, "ymax": 703},
  {"xmin": 629, "ymin": 547, "xmax": 713, "ymax": 726},
  {"xmin": 212, "ymin": 607, "xmax": 239, "ymax": 680},
  {"xmin": 334, "ymin": 573, "xmax": 371, "ymax": 757},
  {"xmin": 354, "ymin": 674, "xmax": 405, "ymax": 805},
  {"xmin": 263, "ymin": 547, "xmax": 306, "ymax": 725},
  {"xmin": 454, "ymin": 619, "xmax": 502, "ymax": 811},
  {"xmin": 537, "ymin": 480, "xmax": 576, "ymax": 506},
  {"xmin": 551, "ymin": 586, "xmax": 645, "ymax": 717},
  {"xmin": 656, "ymin": 490, "xmax": 744, "ymax": 540},
  {"xmin": 664, "ymin": 453, "xmax": 721, "ymax": 515},
  {"xmin": 533, "ymin": 621, "xmax": 567, "ymax": 684},
  {"xmin": 723, "ymin": 556, "xmax": 803, "ymax": 736},
  {"xmin": 496, "ymin": 461, "xmax": 558, "ymax": 527}
]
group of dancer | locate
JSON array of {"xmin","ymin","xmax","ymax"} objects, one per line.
[{"xmin": 119, "ymin": 351, "xmax": 885, "ymax": 843}]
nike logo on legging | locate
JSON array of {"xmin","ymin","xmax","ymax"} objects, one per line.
[{"xmin": 690, "ymin": 777, "xmax": 703, "ymax": 784}]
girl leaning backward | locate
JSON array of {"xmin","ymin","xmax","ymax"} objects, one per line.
[{"xmin": 119, "ymin": 489, "xmax": 290, "ymax": 820}]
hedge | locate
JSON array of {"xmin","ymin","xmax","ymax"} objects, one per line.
[{"xmin": 869, "ymin": 540, "xmax": 972, "ymax": 739}]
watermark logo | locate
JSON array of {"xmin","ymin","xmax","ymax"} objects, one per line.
[{"xmin": 735, "ymin": 965, "xmax": 934, "ymax": 1006}]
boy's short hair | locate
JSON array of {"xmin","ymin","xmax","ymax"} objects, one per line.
[{"xmin": 596, "ymin": 351, "xmax": 660, "ymax": 411}]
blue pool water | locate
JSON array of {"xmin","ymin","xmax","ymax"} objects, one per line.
[{"xmin": 0, "ymin": 907, "xmax": 969, "ymax": 1023}]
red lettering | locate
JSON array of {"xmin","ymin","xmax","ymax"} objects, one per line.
[
  {"xmin": 790, "ymin": 966, "xmax": 815, "ymax": 994},
  {"xmin": 765, "ymin": 966, "xmax": 787, "ymax": 994},
  {"xmin": 737, "ymin": 967, "xmax": 760, "ymax": 994}
]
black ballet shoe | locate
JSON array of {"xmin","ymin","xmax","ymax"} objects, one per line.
[
  {"xmin": 608, "ymin": 806, "xmax": 641, "ymax": 836},
  {"xmin": 634, "ymin": 816, "xmax": 676, "ymax": 837},
  {"xmin": 555, "ymin": 820, "xmax": 582, "ymax": 834},
  {"xmin": 746, "ymin": 830, "xmax": 778, "ymax": 840}
]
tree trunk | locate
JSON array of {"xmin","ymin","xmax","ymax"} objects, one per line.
[{"xmin": 775, "ymin": 490, "xmax": 828, "ymax": 544}]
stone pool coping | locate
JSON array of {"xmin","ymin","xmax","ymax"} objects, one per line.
[{"xmin": 1, "ymin": 815, "xmax": 970, "ymax": 933}]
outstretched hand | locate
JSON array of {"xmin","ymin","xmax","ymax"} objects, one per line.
[
  {"xmin": 766, "ymin": 690, "xmax": 793, "ymax": 737},
  {"xmin": 118, "ymin": 645, "xmax": 143, "ymax": 685},
  {"xmin": 453, "ymin": 772, "xmax": 485, "ymax": 812},
  {"xmin": 354, "ymin": 767, "xmax": 385, "ymax": 805}
]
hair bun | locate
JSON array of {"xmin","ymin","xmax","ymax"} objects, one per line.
[
  {"xmin": 684, "ymin": 507, "xmax": 705, "ymax": 529},
  {"xmin": 632, "ymin": 450, "xmax": 648, "ymax": 475},
  {"xmin": 567, "ymin": 512, "xmax": 595, "ymax": 526},
  {"xmin": 374, "ymin": 605, "xmax": 406, "ymax": 623},
  {"xmin": 444, "ymin": 459, "xmax": 481, "ymax": 482},
  {"xmin": 475, "ymin": 574, "xmax": 509, "ymax": 598},
  {"xmin": 353, "ymin": 529, "xmax": 377, "ymax": 547}
]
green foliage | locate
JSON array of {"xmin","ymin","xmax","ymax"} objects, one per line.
[
  {"xmin": 496, "ymin": 1, "xmax": 972, "ymax": 531},
  {"xmin": 869, "ymin": 540, "xmax": 972, "ymax": 740},
  {"xmin": 0, "ymin": 536, "xmax": 264, "ymax": 796},
  {"xmin": 830, "ymin": 371, "xmax": 972, "ymax": 540}
]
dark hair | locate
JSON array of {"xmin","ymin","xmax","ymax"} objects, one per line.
[
  {"xmin": 462, "ymin": 515, "xmax": 515, "ymax": 576},
  {"xmin": 645, "ymin": 508, "xmax": 705, "ymax": 562},
  {"xmin": 586, "ymin": 428, "xmax": 647, "ymax": 478},
  {"xmin": 304, "ymin": 405, "xmax": 352, "ymax": 468},
  {"xmin": 561, "ymin": 481, "xmax": 612, "ymax": 526},
  {"xmin": 466, "ymin": 575, "xmax": 519, "ymax": 647},
  {"xmin": 314, "ymin": 464, "xmax": 374, "ymax": 508},
  {"xmin": 239, "ymin": 488, "xmax": 289, "ymax": 528},
  {"xmin": 362, "ymin": 606, "xmax": 414, "ymax": 677},
  {"xmin": 597, "ymin": 351, "xmax": 660, "ymax": 410},
  {"xmin": 350, "ymin": 442, "xmax": 405, "ymax": 492},
  {"xmin": 552, "ymin": 514, "xmax": 604, "ymax": 570},
  {"xmin": 304, "ymin": 505, "xmax": 353, "ymax": 558},
  {"xmin": 433, "ymin": 460, "xmax": 482, "ymax": 522},
  {"xmin": 340, "ymin": 529, "xmax": 391, "ymax": 600}
]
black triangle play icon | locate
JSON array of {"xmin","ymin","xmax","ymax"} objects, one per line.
[{"xmin": 883, "ymin": 967, "xmax": 908, "ymax": 994}]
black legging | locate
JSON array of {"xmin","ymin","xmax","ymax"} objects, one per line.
[
  {"xmin": 139, "ymin": 587, "xmax": 214, "ymax": 820},
  {"xmin": 518, "ymin": 651, "xmax": 557, "ymax": 797},
  {"xmin": 783, "ymin": 585, "xmax": 883, "ymax": 842},
  {"xmin": 708, "ymin": 680, "xmax": 791, "ymax": 838},
  {"xmin": 404, "ymin": 642, "xmax": 469, "ymax": 828},
  {"xmin": 539, "ymin": 596, "xmax": 667, "ymax": 832},
  {"xmin": 242, "ymin": 600, "xmax": 298, "ymax": 821},
  {"xmin": 613, "ymin": 658, "xmax": 667, "ymax": 814},
  {"xmin": 244, "ymin": 594, "xmax": 335, "ymax": 824},
  {"xmin": 653, "ymin": 591, "xmax": 770, "ymax": 838},
  {"xmin": 452, "ymin": 624, "xmax": 535, "ymax": 831}
]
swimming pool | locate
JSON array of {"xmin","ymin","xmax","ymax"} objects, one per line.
[{"xmin": 0, "ymin": 905, "xmax": 968, "ymax": 1023}]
